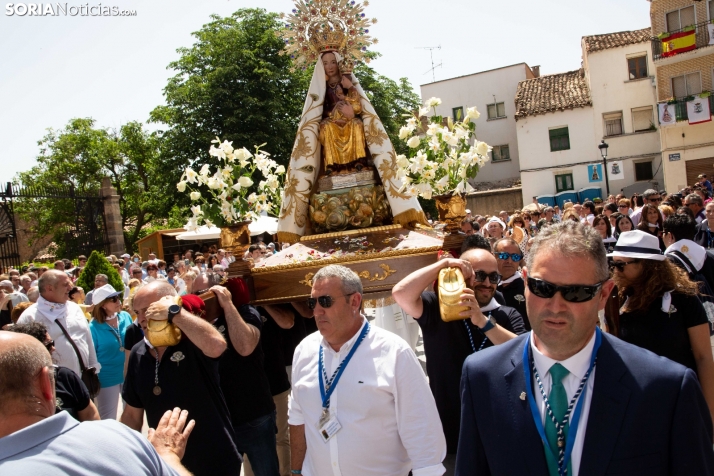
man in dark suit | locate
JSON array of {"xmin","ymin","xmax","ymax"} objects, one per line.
[{"xmin": 456, "ymin": 221, "xmax": 714, "ymax": 476}]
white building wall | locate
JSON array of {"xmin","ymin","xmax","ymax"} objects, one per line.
[{"xmin": 419, "ymin": 64, "xmax": 532, "ymax": 185}]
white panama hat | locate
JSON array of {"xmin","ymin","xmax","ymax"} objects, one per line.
[
  {"xmin": 92, "ymin": 284, "xmax": 122, "ymax": 305},
  {"xmin": 606, "ymin": 230, "xmax": 665, "ymax": 261}
]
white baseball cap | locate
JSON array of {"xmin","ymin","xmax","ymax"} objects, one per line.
[{"xmin": 92, "ymin": 284, "xmax": 122, "ymax": 305}]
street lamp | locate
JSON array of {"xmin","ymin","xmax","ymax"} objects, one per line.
[{"xmin": 598, "ymin": 140, "xmax": 610, "ymax": 196}]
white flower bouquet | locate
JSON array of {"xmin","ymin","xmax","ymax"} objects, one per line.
[
  {"xmin": 395, "ymin": 97, "xmax": 490, "ymax": 199},
  {"xmin": 176, "ymin": 137, "xmax": 285, "ymax": 229}
]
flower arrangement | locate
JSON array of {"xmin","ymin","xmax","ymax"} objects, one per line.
[
  {"xmin": 176, "ymin": 137, "xmax": 285, "ymax": 230},
  {"xmin": 395, "ymin": 97, "xmax": 491, "ymax": 199}
]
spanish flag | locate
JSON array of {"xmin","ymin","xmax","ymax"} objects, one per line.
[{"xmin": 660, "ymin": 28, "xmax": 696, "ymax": 57}]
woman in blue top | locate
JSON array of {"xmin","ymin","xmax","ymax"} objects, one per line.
[{"xmin": 89, "ymin": 284, "xmax": 132, "ymax": 420}]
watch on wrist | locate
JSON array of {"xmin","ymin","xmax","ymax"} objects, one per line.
[
  {"xmin": 167, "ymin": 304, "xmax": 181, "ymax": 323},
  {"xmin": 479, "ymin": 315, "xmax": 496, "ymax": 333}
]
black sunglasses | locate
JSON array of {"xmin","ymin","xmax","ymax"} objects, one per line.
[
  {"xmin": 44, "ymin": 339, "xmax": 55, "ymax": 350},
  {"xmin": 609, "ymin": 259, "xmax": 641, "ymax": 272},
  {"xmin": 649, "ymin": 198, "xmax": 662, "ymax": 203},
  {"xmin": 473, "ymin": 270, "xmax": 501, "ymax": 284},
  {"xmin": 496, "ymin": 252, "xmax": 523, "ymax": 262},
  {"xmin": 526, "ymin": 277, "xmax": 604, "ymax": 303},
  {"xmin": 307, "ymin": 293, "xmax": 355, "ymax": 310},
  {"xmin": 107, "ymin": 296, "xmax": 119, "ymax": 303}
]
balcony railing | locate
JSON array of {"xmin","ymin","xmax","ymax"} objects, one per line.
[
  {"xmin": 652, "ymin": 20, "xmax": 714, "ymax": 61},
  {"xmin": 660, "ymin": 92, "xmax": 714, "ymax": 123}
]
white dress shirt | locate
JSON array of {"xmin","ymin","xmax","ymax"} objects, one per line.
[
  {"xmin": 289, "ymin": 318, "xmax": 446, "ymax": 476},
  {"xmin": 530, "ymin": 330, "xmax": 597, "ymax": 476},
  {"xmin": 17, "ymin": 298, "xmax": 101, "ymax": 377}
]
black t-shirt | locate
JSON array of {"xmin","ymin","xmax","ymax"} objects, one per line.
[
  {"xmin": 416, "ymin": 291, "xmax": 526, "ymax": 454},
  {"xmin": 280, "ymin": 312, "xmax": 317, "ymax": 367},
  {"xmin": 122, "ymin": 337, "xmax": 241, "ymax": 476},
  {"xmin": 213, "ymin": 305, "xmax": 275, "ymax": 427},
  {"xmin": 54, "ymin": 365, "xmax": 90, "ymax": 419},
  {"xmin": 498, "ymin": 277, "xmax": 531, "ymax": 331},
  {"xmin": 124, "ymin": 321, "xmax": 144, "ymax": 351},
  {"xmin": 257, "ymin": 306, "xmax": 291, "ymax": 396},
  {"xmin": 0, "ymin": 309, "xmax": 11, "ymax": 328},
  {"xmin": 618, "ymin": 292, "xmax": 708, "ymax": 371}
]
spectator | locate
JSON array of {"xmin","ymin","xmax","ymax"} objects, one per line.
[
  {"xmin": 26, "ymin": 287, "xmax": 39, "ymax": 303},
  {"xmin": 90, "ymin": 285, "xmax": 132, "ymax": 420},
  {"xmin": 143, "ymin": 264, "xmax": 163, "ymax": 284},
  {"xmin": 694, "ymin": 201, "xmax": 714, "ymax": 249},
  {"xmin": 77, "ymin": 255, "xmax": 88, "ymax": 269},
  {"xmin": 493, "ymin": 238, "xmax": 530, "ymax": 331},
  {"xmin": 16, "ymin": 270, "xmax": 100, "ymax": 378},
  {"xmin": 181, "ymin": 271, "xmax": 197, "ymax": 296},
  {"xmin": 69, "ymin": 286, "xmax": 92, "ymax": 321},
  {"xmin": 684, "ymin": 193, "xmax": 706, "ymax": 224},
  {"xmin": 461, "ymin": 218, "xmax": 476, "ymax": 235},
  {"xmin": 593, "ymin": 215, "xmax": 616, "ymax": 252},
  {"xmin": 613, "ymin": 214, "xmax": 634, "ymax": 240},
  {"xmin": 581, "ymin": 201, "xmax": 596, "ymax": 225},
  {"xmin": 0, "ymin": 332, "xmax": 195, "ymax": 475},
  {"xmin": 53, "ymin": 260, "xmax": 65, "ymax": 271},
  {"xmin": 630, "ymin": 189, "xmax": 662, "ymax": 226},
  {"xmin": 10, "ymin": 301, "xmax": 33, "ymax": 326},
  {"xmin": 166, "ymin": 267, "xmax": 187, "ymax": 295},
  {"xmin": 699, "ymin": 174, "xmax": 713, "ymax": 194},
  {"xmin": 636, "ymin": 203, "xmax": 665, "ymax": 251},
  {"xmin": 9, "ymin": 322, "xmax": 100, "ymax": 421},
  {"xmin": 84, "ymin": 274, "xmax": 109, "ymax": 305}
]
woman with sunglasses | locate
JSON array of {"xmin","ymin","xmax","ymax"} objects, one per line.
[
  {"xmin": 89, "ymin": 284, "xmax": 132, "ymax": 420},
  {"xmin": 592, "ymin": 215, "xmax": 616, "ymax": 252},
  {"xmin": 636, "ymin": 203, "xmax": 665, "ymax": 251},
  {"xmin": 609, "ymin": 231, "xmax": 714, "ymax": 421}
]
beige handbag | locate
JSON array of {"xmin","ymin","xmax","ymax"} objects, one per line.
[
  {"xmin": 146, "ymin": 297, "xmax": 183, "ymax": 347},
  {"xmin": 438, "ymin": 267, "xmax": 469, "ymax": 322}
]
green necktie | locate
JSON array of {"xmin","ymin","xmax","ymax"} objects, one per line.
[{"xmin": 545, "ymin": 363, "xmax": 571, "ymax": 476}]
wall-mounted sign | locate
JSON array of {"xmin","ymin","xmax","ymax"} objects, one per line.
[
  {"xmin": 609, "ymin": 161, "xmax": 624, "ymax": 180},
  {"xmin": 587, "ymin": 164, "xmax": 603, "ymax": 183},
  {"xmin": 669, "ymin": 153, "xmax": 681, "ymax": 162}
]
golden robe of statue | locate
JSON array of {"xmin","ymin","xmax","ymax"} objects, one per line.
[{"xmin": 318, "ymin": 84, "xmax": 367, "ymax": 171}]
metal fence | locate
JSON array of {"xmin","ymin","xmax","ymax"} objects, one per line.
[{"xmin": 652, "ymin": 20, "xmax": 714, "ymax": 61}]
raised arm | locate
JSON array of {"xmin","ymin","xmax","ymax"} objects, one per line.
[
  {"xmin": 263, "ymin": 304, "xmax": 296, "ymax": 330},
  {"xmin": 146, "ymin": 296, "xmax": 226, "ymax": 358},
  {"xmin": 211, "ymin": 286, "xmax": 260, "ymax": 357},
  {"xmin": 393, "ymin": 257, "xmax": 474, "ymax": 318}
]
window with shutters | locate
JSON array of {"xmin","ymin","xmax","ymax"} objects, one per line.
[
  {"xmin": 635, "ymin": 161, "xmax": 654, "ymax": 181},
  {"xmin": 452, "ymin": 107, "xmax": 464, "ymax": 121},
  {"xmin": 604, "ymin": 112, "xmax": 623, "ymax": 136},
  {"xmin": 666, "ymin": 6, "xmax": 696, "ymax": 32},
  {"xmin": 555, "ymin": 173, "xmax": 574, "ymax": 193},
  {"xmin": 549, "ymin": 127, "xmax": 570, "ymax": 151},
  {"xmin": 672, "ymin": 73, "xmax": 702, "ymax": 98},
  {"xmin": 487, "ymin": 102, "xmax": 506, "ymax": 119},
  {"xmin": 492, "ymin": 145, "xmax": 510, "ymax": 162},
  {"xmin": 627, "ymin": 56, "xmax": 648, "ymax": 80},
  {"xmin": 632, "ymin": 106, "xmax": 654, "ymax": 132}
]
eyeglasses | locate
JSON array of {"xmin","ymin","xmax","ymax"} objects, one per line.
[
  {"xmin": 496, "ymin": 252, "xmax": 523, "ymax": 262},
  {"xmin": 609, "ymin": 259, "xmax": 641, "ymax": 272},
  {"xmin": 44, "ymin": 339, "xmax": 55, "ymax": 350},
  {"xmin": 473, "ymin": 270, "xmax": 501, "ymax": 284},
  {"xmin": 307, "ymin": 293, "xmax": 355, "ymax": 310},
  {"xmin": 526, "ymin": 277, "xmax": 605, "ymax": 303}
]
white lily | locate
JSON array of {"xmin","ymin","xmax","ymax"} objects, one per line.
[
  {"xmin": 176, "ymin": 181, "xmax": 187, "ymax": 192},
  {"xmin": 190, "ymin": 191, "xmax": 201, "ymax": 201},
  {"xmin": 238, "ymin": 176, "xmax": 253, "ymax": 188},
  {"xmin": 185, "ymin": 168, "xmax": 198, "ymax": 184}
]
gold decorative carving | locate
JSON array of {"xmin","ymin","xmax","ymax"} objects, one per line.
[
  {"xmin": 251, "ymin": 246, "xmax": 442, "ymax": 274},
  {"xmin": 300, "ymin": 224, "xmax": 402, "ymax": 242},
  {"xmin": 299, "ymin": 273, "xmax": 315, "ymax": 287},
  {"xmin": 357, "ymin": 264, "xmax": 397, "ymax": 282},
  {"xmin": 220, "ymin": 221, "xmax": 251, "ymax": 255},
  {"xmin": 434, "ymin": 193, "xmax": 467, "ymax": 234},
  {"xmin": 309, "ymin": 184, "xmax": 391, "ymax": 233}
]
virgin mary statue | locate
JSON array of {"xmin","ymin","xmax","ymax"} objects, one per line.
[{"xmin": 276, "ymin": 1, "xmax": 427, "ymax": 243}]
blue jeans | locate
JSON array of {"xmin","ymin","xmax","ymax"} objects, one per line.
[{"xmin": 233, "ymin": 412, "xmax": 280, "ymax": 476}]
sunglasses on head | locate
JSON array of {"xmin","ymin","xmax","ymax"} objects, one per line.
[
  {"xmin": 307, "ymin": 293, "xmax": 355, "ymax": 310},
  {"xmin": 526, "ymin": 277, "xmax": 604, "ymax": 303},
  {"xmin": 608, "ymin": 259, "xmax": 641, "ymax": 272},
  {"xmin": 496, "ymin": 252, "xmax": 523, "ymax": 262},
  {"xmin": 473, "ymin": 270, "xmax": 501, "ymax": 284}
]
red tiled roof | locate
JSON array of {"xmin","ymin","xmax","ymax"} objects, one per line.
[
  {"xmin": 583, "ymin": 28, "xmax": 652, "ymax": 53},
  {"xmin": 514, "ymin": 69, "xmax": 592, "ymax": 120}
]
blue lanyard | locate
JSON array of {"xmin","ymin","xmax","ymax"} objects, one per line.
[
  {"xmin": 318, "ymin": 322, "xmax": 370, "ymax": 410},
  {"xmin": 464, "ymin": 315, "xmax": 489, "ymax": 353},
  {"xmin": 522, "ymin": 328, "xmax": 601, "ymax": 476}
]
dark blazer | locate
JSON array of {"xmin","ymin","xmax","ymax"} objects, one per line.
[{"xmin": 456, "ymin": 333, "xmax": 714, "ymax": 476}]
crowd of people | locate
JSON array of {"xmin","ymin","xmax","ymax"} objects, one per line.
[{"xmin": 2, "ymin": 180, "xmax": 714, "ymax": 474}]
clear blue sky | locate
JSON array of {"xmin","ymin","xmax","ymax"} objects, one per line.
[{"xmin": 0, "ymin": 0, "xmax": 651, "ymax": 180}]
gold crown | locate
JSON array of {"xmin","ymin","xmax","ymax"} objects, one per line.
[
  {"xmin": 279, "ymin": 0, "xmax": 377, "ymax": 72},
  {"xmin": 308, "ymin": 19, "xmax": 347, "ymax": 54}
]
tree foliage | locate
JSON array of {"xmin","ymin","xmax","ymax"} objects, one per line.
[
  {"xmin": 76, "ymin": 250, "xmax": 124, "ymax": 295},
  {"xmin": 15, "ymin": 118, "xmax": 167, "ymax": 253}
]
